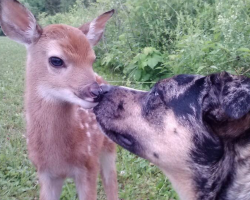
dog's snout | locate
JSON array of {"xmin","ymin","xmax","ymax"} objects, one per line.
[{"xmin": 100, "ymin": 84, "xmax": 111, "ymax": 94}]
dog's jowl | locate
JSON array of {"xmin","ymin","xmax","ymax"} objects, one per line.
[{"xmin": 94, "ymin": 72, "xmax": 250, "ymax": 200}]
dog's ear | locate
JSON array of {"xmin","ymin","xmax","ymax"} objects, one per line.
[{"xmin": 205, "ymin": 72, "xmax": 250, "ymax": 120}]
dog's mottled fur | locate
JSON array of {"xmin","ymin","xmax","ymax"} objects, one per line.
[{"xmin": 94, "ymin": 72, "xmax": 250, "ymax": 200}]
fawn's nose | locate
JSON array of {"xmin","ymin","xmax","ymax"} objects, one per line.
[
  {"xmin": 89, "ymin": 83, "xmax": 112, "ymax": 102},
  {"xmin": 89, "ymin": 82, "xmax": 102, "ymax": 98}
]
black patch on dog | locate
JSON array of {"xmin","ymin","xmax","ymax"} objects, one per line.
[
  {"xmin": 144, "ymin": 88, "xmax": 163, "ymax": 112},
  {"xmin": 193, "ymin": 143, "xmax": 235, "ymax": 200},
  {"xmin": 215, "ymin": 170, "xmax": 235, "ymax": 200},
  {"xmin": 118, "ymin": 100, "xmax": 124, "ymax": 111},
  {"xmin": 141, "ymin": 88, "xmax": 165, "ymax": 127},
  {"xmin": 191, "ymin": 133, "xmax": 224, "ymax": 165},
  {"xmin": 153, "ymin": 152, "xmax": 159, "ymax": 159},
  {"xmin": 233, "ymin": 128, "xmax": 250, "ymax": 147},
  {"xmin": 167, "ymin": 77, "xmax": 205, "ymax": 118},
  {"xmin": 174, "ymin": 74, "xmax": 195, "ymax": 85}
]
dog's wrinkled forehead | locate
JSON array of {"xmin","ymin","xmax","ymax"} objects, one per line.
[
  {"xmin": 154, "ymin": 74, "xmax": 205, "ymax": 118},
  {"xmin": 156, "ymin": 74, "xmax": 203, "ymax": 97},
  {"xmin": 154, "ymin": 72, "xmax": 250, "ymax": 122}
]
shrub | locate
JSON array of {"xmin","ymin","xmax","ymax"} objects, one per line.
[{"xmin": 37, "ymin": 0, "xmax": 250, "ymax": 88}]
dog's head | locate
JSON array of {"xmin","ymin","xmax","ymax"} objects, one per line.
[{"xmin": 94, "ymin": 72, "xmax": 250, "ymax": 199}]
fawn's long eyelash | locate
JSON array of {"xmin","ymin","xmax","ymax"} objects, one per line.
[{"xmin": 49, "ymin": 57, "xmax": 65, "ymax": 68}]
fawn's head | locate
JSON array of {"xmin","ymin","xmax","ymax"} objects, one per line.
[{"xmin": 0, "ymin": 0, "xmax": 114, "ymax": 108}]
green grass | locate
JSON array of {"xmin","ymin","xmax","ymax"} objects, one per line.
[{"xmin": 0, "ymin": 36, "xmax": 178, "ymax": 200}]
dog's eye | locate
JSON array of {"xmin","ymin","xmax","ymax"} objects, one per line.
[
  {"xmin": 154, "ymin": 91, "xmax": 159, "ymax": 96},
  {"xmin": 49, "ymin": 57, "xmax": 64, "ymax": 68}
]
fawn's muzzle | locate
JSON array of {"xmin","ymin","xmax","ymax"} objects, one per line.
[
  {"xmin": 78, "ymin": 83, "xmax": 112, "ymax": 103},
  {"xmin": 77, "ymin": 82, "xmax": 100, "ymax": 102},
  {"xmin": 88, "ymin": 82, "xmax": 106, "ymax": 102},
  {"xmin": 89, "ymin": 82, "xmax": 102, "ymax": 97},
  {"xmin": 90, "ymin": 84, "xmax": 112, "ymax": 102}
]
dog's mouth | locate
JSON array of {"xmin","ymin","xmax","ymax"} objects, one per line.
[
  {"xmin": 97, "ymin": 118, "xmax": 135, "ymax": 148},
  {"xmin": 105, "ymin": 130, "xmax": 143, "ymax": 156},
  {"xmin": 96, "ymin": 118, "xmax": 144, "ymax": 156},
  {"xmin": 106, "ymin": 130, "xmax": 134, "ymax": 148}
]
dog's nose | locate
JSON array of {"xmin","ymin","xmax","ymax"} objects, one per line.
[{"xmin": 100, "ymin": 84, "xmax": 111, "ymax": 94}]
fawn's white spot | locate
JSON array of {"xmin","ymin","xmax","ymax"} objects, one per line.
[
  {"xmin": 80, "ymin": 123, "xmax": 84, "ymax": 129},
  {"xmin": 85, "ymin": 123, "xmax": 89, "ymax": 128}
]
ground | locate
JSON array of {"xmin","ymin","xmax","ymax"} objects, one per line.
[{"xmin": 0, "ymin": 36, "xmax": 178, "ymax": 200}]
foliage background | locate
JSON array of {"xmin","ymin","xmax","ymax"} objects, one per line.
[
  {"xmin": 1, "ymin": 0, "xmax": 250, "ymax": 88},
  {"xmin": 1, "ymin": 0, "xmax": 250, "ymax": 199},
  {"xmin": 37, "ymin": 0, "xmax": 250, "ymax": 89}
]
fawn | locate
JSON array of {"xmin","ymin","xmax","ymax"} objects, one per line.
[{"xmin": 0, "ymin": 0, "xmax": 118, "ymax": 199}]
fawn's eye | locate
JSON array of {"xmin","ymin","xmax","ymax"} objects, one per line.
[{"xmin": 49, "ymin": 57, "xmax": 64, "ymax": 68}]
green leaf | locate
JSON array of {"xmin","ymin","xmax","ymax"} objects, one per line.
[
  {"xmin": 147, "ymin": 55, "xmax": 162, "ymax": 69},
  {"xmin": 147, "ymin": 57, "xmax": 158, "ymax": 69},
  {"xmin": 141, "ymin": 60, "xmax": 148, "ymax": 69},
  {"xmin": 134, "ymin": 69, "xmax": 142, "ymax": 81},
  {"xmin": 143, "ymin": 47, "xmax": 155, "ymax": 55},
  {"xmin": 123, "ymin": 64, "xmax": 136, "ymax": 74},
  {"xmin": 141, "ymin": 74, "xmax": 151, "ymax": 81},
  {"xmin": 197, "ymin": 66, "xmax": 206, "ymax": 73},
  {"xmin": 210, "ymin": 65, "xmax": 218, "ymax": 69},
  {"xmin": 237, "ymin": 48, "xmax": 250, "ymax": 53},
  {"xmin": 168, "ymin": 54, "xmax": 178, "ymax": 60},
  {"xmin": 119, "ymin": 34, "xmax": 126, "ymax": 41},
  {"xmin": 153, "ymin": 54, "xmax": 163, "ymax": 62}
]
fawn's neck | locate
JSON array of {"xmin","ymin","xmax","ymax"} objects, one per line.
[{"xmin": 25, "ymin": 85, "xmax": 77, "ymax": 138}]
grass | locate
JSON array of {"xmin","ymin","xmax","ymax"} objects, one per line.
[{"xmin": 0, "ymin": 36, "xmax": 178, "ymax": 200}]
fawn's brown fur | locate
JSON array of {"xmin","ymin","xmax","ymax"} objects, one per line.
[{"xmin": 0, "ymin": 0, "xmax": 118, "ymax": 199}]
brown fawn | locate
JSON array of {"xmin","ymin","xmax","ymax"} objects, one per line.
[{"xmin": 0, "ymin": 0, "xmax": 118, "ymax": 199}]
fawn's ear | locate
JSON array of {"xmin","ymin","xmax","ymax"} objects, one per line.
[
  {"xmin": 79, "ymin": 9, "xmax": 114, "ymax": 46},
  {"xmin": 0, "ymin": 0, "xmax": 42, "ymax": 46}
]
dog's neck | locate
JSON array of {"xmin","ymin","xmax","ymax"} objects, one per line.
[
  {"xmin": 225, "ymin": 128, "xmax": 250, "ymax": 200},
  {"xmin": 164, "ymin": 172, "xmax": 196, "ymax": 200},
  {"xmin": 192, "ymin": 129, "xmax": 250, "ymax": 200},
  {"xmin": 159, "ymin": 128, "xmax": 250, "ymax": 200}
]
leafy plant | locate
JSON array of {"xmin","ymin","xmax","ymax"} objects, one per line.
[
  {"xmin": 26, "ymin": 0, "xmax": 250, "ymax": 88},
  {"xmin": 124, "ymin": 47, "xmax": 165, "ymax": 88}
]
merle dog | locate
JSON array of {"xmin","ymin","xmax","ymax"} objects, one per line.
[{"xmin": 94, "ymin": 72, "xmax": 250, "ymax": 200}]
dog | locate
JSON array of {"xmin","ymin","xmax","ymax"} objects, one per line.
[{"xmin": 94, "ymin": 72, "xmax": 250, "ymax": 200}]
